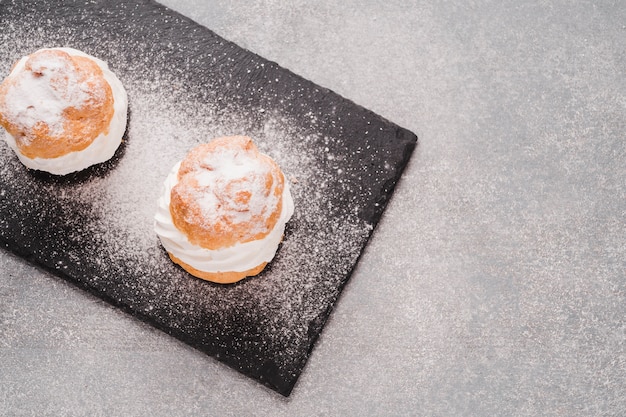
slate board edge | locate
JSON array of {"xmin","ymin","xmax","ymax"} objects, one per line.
[{"xmin": 154, "ymin": 0, "xmax": 418, "ymax": 151}]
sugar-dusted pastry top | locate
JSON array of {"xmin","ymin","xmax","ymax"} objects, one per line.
[
  {"xmin": 154, "ymin": 136, "xmax": 295, "ymax": 281},
  {"xmin": 171, "ymin": 136, "xmax": 286, "ymax": 250},
  {"xmin": 0, "ymin": 47, "xmax": 127, "ymax": 175}
]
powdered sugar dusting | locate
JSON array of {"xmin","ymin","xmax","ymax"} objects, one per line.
[
  {"xmin": 1, "ymin": 49, "xmax": 103, "ymax": 138},
  {"xmin": 177, "ymin": 139, "xmax": 282, "ymax": 241},
  {"xmin": 0, "ymin": 3, "xmax": 412, "ymax": 395}
]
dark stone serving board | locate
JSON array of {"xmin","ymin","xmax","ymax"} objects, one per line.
[{"xmin": 0, "ymin": 0, "xmax": 416, "ymax": 396}]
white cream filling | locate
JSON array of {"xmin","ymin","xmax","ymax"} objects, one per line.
[
  {"xmin": 3, "ymin": 47, "xmax": 128, "ymax": 175},
  {"xmin": 154, "ymin": 161, "xmax": 295, "ymax": 274}
]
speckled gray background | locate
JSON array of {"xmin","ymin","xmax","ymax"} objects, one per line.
[{"xmin": 1, "ymin": 0, "xmax": 624, "ymax": 415}]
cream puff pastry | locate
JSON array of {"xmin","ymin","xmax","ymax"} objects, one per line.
[
  {"xmin": 154, "ymin": 136, "xmax": 295, "ymax": 284},
  {"xmin": 0, "ymin": 47, "xmax": 128, "ymax": 175}
]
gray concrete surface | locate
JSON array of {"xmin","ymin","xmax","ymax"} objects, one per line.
[{"xmin": 1, "ymin": 0, "xmax": 625, "ymax": 415}]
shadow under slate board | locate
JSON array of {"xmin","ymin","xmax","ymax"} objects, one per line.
[{"xmin": 0, "ymin": 0, "xmax": 417, "ymax": 396}]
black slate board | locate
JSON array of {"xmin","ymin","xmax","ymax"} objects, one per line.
[{"xmin": 0, "ymin": 0, "xmax": 416, "ymax": 396}]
